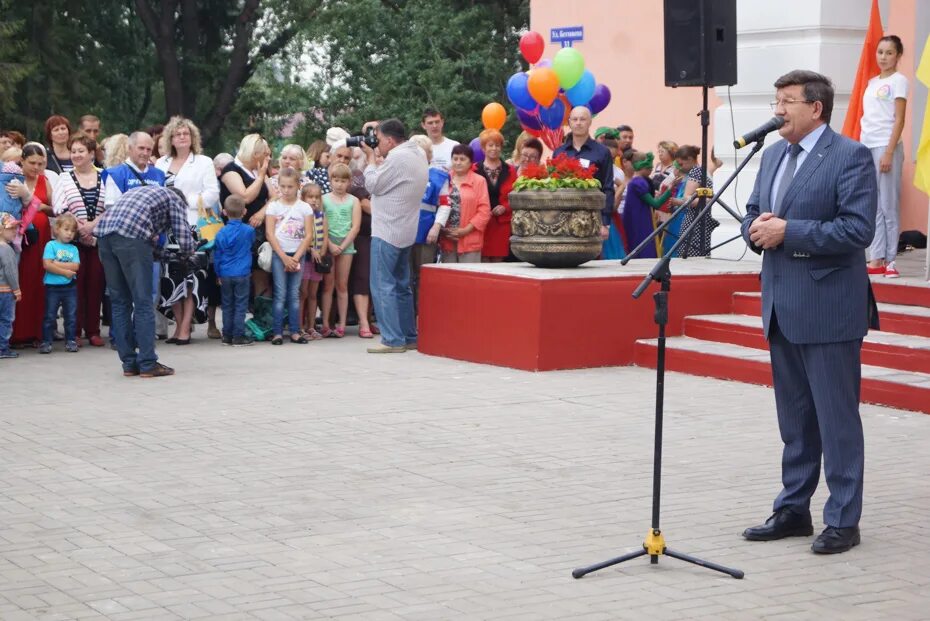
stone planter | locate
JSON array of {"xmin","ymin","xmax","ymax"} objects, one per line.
[{"xmin": 509, "ymin": 189, "xmax": 605, "ymax": 268}]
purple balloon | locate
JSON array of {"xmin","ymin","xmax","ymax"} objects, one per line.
[
  {"xmin": 539, "ymin": 99, "xmax": 566, "ymax": 130},
  {"xmin": 469, "ymin": 137, "xmax": 485, "ymax": 164},
  {"xmin": 516, "ymin": 107, "xmax": 542, "ymax": 130},
  {"xmin": 536, "ymin": 59, "xmax": 552, "ymax": 69},
  {"xmin": 588, "ymin": 84, "xmax": 612, "ymax": 115}
]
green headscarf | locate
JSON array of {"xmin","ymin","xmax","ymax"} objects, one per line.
[{"xmin": 633, "ymin": 151, "xmax": 654, "ymax": 171}]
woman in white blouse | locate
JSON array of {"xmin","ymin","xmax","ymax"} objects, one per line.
[{"xmin": 155, "ymin": 116, "xmax": 219, "ymax": 344}]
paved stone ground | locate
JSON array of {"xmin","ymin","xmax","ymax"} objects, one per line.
[{"xmin": 2, "ymin": 333, "xmax": 929, "ymax": 620}]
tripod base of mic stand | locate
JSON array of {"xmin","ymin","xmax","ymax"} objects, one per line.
[{"xmin": 572, "ymin": 528, "xmax": 744, "ymax": 579}]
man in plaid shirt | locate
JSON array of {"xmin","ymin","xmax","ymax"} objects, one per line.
[{"xmin": 96, "ymin": 185, "xmax": 194, "ymax": 378}]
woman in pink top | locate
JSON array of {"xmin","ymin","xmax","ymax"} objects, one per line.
[{"xmin": 439, "ymin": 144, "xmax": 491, "ymax": 263}]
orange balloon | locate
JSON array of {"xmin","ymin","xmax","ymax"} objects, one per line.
[
  {"xmin": 482, "ymin": 102, "xmax": 507, "ymax": 130},
  {"xmin": 527, "ymin": 67, "xmax": 560, "ymax": 108}
]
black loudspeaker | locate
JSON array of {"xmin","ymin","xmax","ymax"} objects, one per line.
[{"xmin": 664, "ymin": 0, "xmax": 737, "ymax": 87}]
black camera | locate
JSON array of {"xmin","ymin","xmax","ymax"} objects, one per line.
[{"xmin": 346, "ymin": 126, "xmax": 379, "ymax": 149}]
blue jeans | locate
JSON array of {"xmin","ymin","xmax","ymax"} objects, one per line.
[
  {"xmin": 271, "ymin": 253, "xmax": 302, "ymax": 335},
  {"xmin": 43, "ymin": 283, "xmax": 77, "ymax": 343},
  {"xmin": 370, "ymin": 237, "xmax": 416, "ymax": 347},
  {"xmin": 98, "ymin": 235, "xmax": 158, "ymax": 373},
  {"xmin": 221, "ymin": 275, "xmax": 250, "ymax": 338},
  {"xmin": 0, "ymin": 291, "xmax": 15, "ymax": 351}
]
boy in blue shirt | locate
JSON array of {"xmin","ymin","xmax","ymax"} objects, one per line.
[
  {"xmin": 40, "ymin": 213, "xmax": 81, "ymax": 353},
  {"xmin": 213, "ymin": 196, "xmax": 255, "ymax": 346}
]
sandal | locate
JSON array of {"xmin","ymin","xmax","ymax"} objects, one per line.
[
  {"xmin": 359, "ymin": 328, "xmax": 373, "ymax": 338},
  {"xmin": 321, "ymin": 326, "xmax": 333, "ymax": 338},
  {"xmin": 371, "ymin": 324, "xmax": 381, "ymax": 335},
  {"xmin": 290, "ymin": 335, "xmax": 309, "ymax": 344},
  {"xmin": 309, "ymin": 329, "xmax": 323, "ymax": 340},
  {"xmin": 334, "ymin": 326, "xmax": 345, "ymax": 338},
  {"xmin": 271, "ymin": 335, "xmax": 283, "ymax": 345}
]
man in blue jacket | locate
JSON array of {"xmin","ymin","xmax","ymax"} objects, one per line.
[{"xmin": 740, "ymin": 70, "xmax": 877, "ymax": 555}]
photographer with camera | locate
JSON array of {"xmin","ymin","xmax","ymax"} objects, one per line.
[
  {"xmin": 359, "ymin": 119, "xmax": 428, "ymax": 354},
  {"xmin": 95, "ymin": 185, "xmax": 194, "ymax": 377}
]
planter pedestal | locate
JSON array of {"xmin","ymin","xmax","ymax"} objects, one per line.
[{"xmin": 509, "ymin": 189, "xmax": 606, "ymax": 268}]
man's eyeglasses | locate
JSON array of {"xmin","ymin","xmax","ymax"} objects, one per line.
[{"xmin": 770, "ymin": 99, "xmax": 814, "ymax": 111}]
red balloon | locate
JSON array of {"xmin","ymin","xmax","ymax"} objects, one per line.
[{"xmin": 519, "ymin": 31, "xmax": 545, "ymax": 65}]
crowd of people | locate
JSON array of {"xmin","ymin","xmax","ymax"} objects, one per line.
[
  {"xmin": 0, "ymin": 30, "xmax": 913, "ymax": 370},
  {"xmin": 0, "ymin": 108, "xmax": 554, "ymax": 369}
]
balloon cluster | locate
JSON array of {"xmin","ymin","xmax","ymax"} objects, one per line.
[{"xmin": 504, "ymin": 31, "xmax": 612, "ymax": 150}]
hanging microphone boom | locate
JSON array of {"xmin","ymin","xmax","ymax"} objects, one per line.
[{"xmin": 733, "ymin": 116, "xmax": 785, "ymax": 149}]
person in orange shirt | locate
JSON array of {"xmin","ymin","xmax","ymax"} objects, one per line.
[{"xmin": 439, "ymin": 144, "xmax": 491, "ymax": 263}]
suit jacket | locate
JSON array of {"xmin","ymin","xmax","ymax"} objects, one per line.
[{"xmin": 740, "ymin": 125, "xmax": 877, "ymax": 345}]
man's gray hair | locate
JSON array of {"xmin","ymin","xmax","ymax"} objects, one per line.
[{"xmin": 127, "ymin": 131, "xmax": 153, "ymax": 148}]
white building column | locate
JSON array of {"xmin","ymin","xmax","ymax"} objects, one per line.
[{"xmin": 711, "ymin": 0, "xmax": 873, "ymax": 260}]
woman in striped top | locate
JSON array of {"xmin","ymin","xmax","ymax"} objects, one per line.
[{"xmin": 53, "ymin": 134, "xmax": 106, "ymax": 346}]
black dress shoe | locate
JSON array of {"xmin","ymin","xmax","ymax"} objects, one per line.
[
  {"xmin": 743, "ymin": 507, "xmax": 813, "ymax": 541},
  {"xmin": 812, "ymin": 526, "xmax": 860, "ymax": 554}
]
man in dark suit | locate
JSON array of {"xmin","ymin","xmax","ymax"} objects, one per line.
[{"xmin": 740, "ymin": 70, "xmax": 877, "ymax": 554}]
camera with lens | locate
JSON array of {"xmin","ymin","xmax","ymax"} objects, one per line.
[{"xmin": 346, "ymin": 126, "xmax": 379, "ymax": 149}]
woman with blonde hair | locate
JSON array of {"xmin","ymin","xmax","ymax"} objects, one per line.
[
  {"xmin": 155, "ymin": 116, "xmax": 219, "ymax": 344},
  {"xmin": 220, "ymin": 133, "xmax": 273, "ymax": 299},
  {"xmin": 102, "ymin": 134, "xmax": 129, "ymax": 169},
  {"xmin": 270, "ymin": 144, "xmax": 308, "ymax": 191}
]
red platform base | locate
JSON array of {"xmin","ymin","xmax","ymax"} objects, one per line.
[{"xmin": 418, "ymin": 260, "xmax": 761, "ymax": 371}]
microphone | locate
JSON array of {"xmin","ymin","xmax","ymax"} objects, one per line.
[{"xmin": 733, "ymin": 116, "xmax": 785, "ymax": 149}]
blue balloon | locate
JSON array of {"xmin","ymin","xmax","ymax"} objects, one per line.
[
  {"xmin": 506, "ymin": 72, "xmax": 536, "ymax": 111},
  {"xmin": 565, "ymin": 70, "xmax": 596, "ymax": 107},
  {"xmin": 517, "ymin": 107, "xmax": 542, "ymax": 130},
  {"xmin": 539, "ymin": 99, "xmax": 566, "ymax": 130}
]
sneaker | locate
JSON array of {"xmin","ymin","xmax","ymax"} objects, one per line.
[
  {"xmin": 65, "ymin": 340, "xmax": 79, "ymax": 353},
  {"xmin": 38, "ymin": 342, "xmax": 52, "ymax": 354},
  {"xmin": 405, "ymin": 342, "xmax": 418, "ymax": 351},
  {"xmin": 232, "ymin": 336, "xmax": 254, "ymax": 347},
  {"xmin": 222, "ymin": 335, "xmax": 233, "ymax": 346},
  {"xmin": 140, "ymin": 363, "xmax": 175, "ymax": 378},
  {"xmin": 884, "ymin": 262, "xmax": 900, "ymax": 278},
  {"xmin": 88, "ymin": 335, "xmax": 105, "ymax": 347},
  {"xmin": 367, "ymin": 343, "xmax": 407, "ymax": 354},
  {"xmin": 0, "ymin": 349, "xmax": 19, "ymax": 359},
  {"xmin": 866, "ymin": 264, "xmax": 885, "ymax": 275},
  {"xmin": 123, "ymin": 366, "xmax": 140, "ymax": 377}
]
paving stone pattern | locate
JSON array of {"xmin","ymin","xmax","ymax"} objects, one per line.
[{"xmin": 2, "ymin": 337, "xmax": 929, "ymax": 620}]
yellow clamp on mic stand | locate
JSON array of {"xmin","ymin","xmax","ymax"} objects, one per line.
[{"xmin": 695, "ymin": 187, "xmax": 713, "ymax": 198}]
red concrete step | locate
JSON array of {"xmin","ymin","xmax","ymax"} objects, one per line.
[
  {"xmin": 634, "ymin": 336, "xmax": 930, "ymax": 415},
  {"xmin": 871, "ymin": 278, "xmax": 930, "ymax": 308},
  {"xmin": 730, "ymin": 292, "xmax": 930, "ymax": 338},
  {"xmin": 684, "ymin": 314, "xmax": 930, "ymax": 375}
]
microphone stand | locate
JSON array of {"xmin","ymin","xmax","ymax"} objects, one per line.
[{"xmin": 572, "ymin": 126, "xmax": 767, "ymax": 581}]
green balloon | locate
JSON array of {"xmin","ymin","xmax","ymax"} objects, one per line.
[{"xmin": 553, "ymin": 47, "xmax": 585, "ymax": 89}]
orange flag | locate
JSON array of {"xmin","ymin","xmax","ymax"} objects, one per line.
[{"xmin": 842, "ymin": 0, "xmax": 883, "ymax": 140}]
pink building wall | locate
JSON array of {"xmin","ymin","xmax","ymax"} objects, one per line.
[
  {"xmin": 530, "ymin": 0, "xmax": 927, "ymax": 233},
  {"xmin": 530, "ymin": 0, "xmax": 720, "ymax": 154}
]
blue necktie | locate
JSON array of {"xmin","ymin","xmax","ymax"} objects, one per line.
[{"xmin": 773, "ymin": 143, "xmax": 802, "ymax": 217}]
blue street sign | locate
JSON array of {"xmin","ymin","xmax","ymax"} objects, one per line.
[{"xmin": 550, "ymin": 26, "xmax": 584, "ymax": 48}]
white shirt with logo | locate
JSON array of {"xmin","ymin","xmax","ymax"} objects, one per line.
[{"xmin": 860, "ymin": 72, "xmax": 908, "ymax": 149}]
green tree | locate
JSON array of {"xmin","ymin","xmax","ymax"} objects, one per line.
[
  {"xmin": 0, "ymin": 6, "xmax": 33, "ymax": 123},
  {"xmin": 299, "ymin": 0, "xmax": 529, "ymax": 144},
  {"xmin": 134, "ymin": 0, "xmax": 323, "ymax": 145}
]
